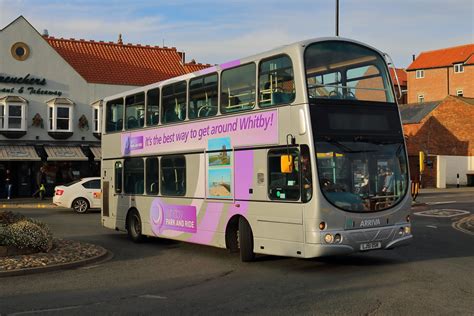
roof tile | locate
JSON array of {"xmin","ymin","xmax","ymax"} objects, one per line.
[
  {"xmin": 407, "ymin": 44, "xmax": 474, "ymax": 70},
  {"xmin": 45, "ymin": 36, "xmax": 211, "ymax": 86}
]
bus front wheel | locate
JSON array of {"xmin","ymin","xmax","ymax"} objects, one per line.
[
  {"xmin": 127, "ymin": 209, "xmax": 145, "ymax": 243},
  {"xmin": 238, "ymin": 217, "xmax": 255, "ymax": 262}
]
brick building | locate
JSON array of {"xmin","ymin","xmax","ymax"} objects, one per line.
[
  {"xmin": 0, "ymin": 16, "xmax": 209, "ymax": 197},
  {"xmin": 400, "ymin": 96, "xmax": 474, "ymax": 188},
  {"xmin": 390, "ymin": 68, "xmax": 407, "ymax": 104},
  {"xmin": 406, "ymin": 44, "xmax": 474, "ymax": 103}
]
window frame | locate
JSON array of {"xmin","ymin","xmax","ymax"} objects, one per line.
[
  {"xmin": 267, "ymin": 148, "xmax": 301, "ymax": 201},
  {"xmin": 220, "ymin": 62, "xmax": 257, "ymax": 115},
  {"xmin": 146, "ymin": 88, "xmax": 160, "ymax": 127},
  {"xmin": 0, "ymin": 103, "xmax": 27, "ymax": 131},
  {"xmin": 160, "ymin": 155, "xmax": 186, "ymax": 196},
  {"xmin": 48, "ymin": 104, "xmax": 73, "ymax": 132},
  {"xmin": 105, "ymin": 98, "xmax": 124, "ymax": 133},
  {"xmin": 415, "ymin": 69, "xmax": 424, "ymax": 79},
  {"xmin": 146, "ymin": 157, "xmax": 159, "ymax": 195},
  {"xmin": 258, "ymin": 54, "xmax": 295, "ymax": 108},
  {"xmin": 125, "ymin": 92, "xmax": 145, "ymax": 130},
  {"xmin": 456, "ymin": 89, "xmax": 464, "ymax": 97},
  {"xmin": 114, "ymin": 161, "xmax": 123, "ymax": 193},
  {"xmin": 161, "ymin": 81, "xmax": 187, "ymax": 124},
  {"xmin": 124, "ymin": 157, "xmax": 145, "ymax": 195},
  {"xmin": 418, "ymin": 94, "xmax": 425, "ymax": 103},
  {"xmin": 92, "ymin": 104, "xmax": 101, "ymax": 133},
  {"xmin": 454, "ymin": 63, "xmax": 464, "ymax": 73},
  {"xmin": 188, "ymin": 73, "xmax": 219, "ymax": 120}
]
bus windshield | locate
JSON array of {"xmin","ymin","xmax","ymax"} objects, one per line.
[
  {"xmin": 305, "ymin": 41, "xmax": 395, "ymax": 103},
  {"xmin": 316, "ymin": 138, "xmax": 408, "ymax": 212}
]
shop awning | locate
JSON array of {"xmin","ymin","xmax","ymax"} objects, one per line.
[
  {"xmin": 0, "ymin": 145, "xmax": 41, "ymax": 161},
  {"xmin": 45, "ymin": 146, "xmax": 88, "ymax": 161},
  {"xmin": 90, "ymin": 146, "xmax": 101, "ymax": 161}
]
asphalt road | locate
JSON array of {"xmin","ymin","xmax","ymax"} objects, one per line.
[{"xmin": 1, "ymin": 190, "xmax": 473, "ymax": 315}]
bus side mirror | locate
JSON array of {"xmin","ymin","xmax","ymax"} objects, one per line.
[{"xmin": 281, "ymin": 155, "xmax": 293, "ymax": 173}]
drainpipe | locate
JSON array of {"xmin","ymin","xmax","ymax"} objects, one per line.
[{"xmin": 447, "ymin": 67, "xmax": 450, "ymax": 96}]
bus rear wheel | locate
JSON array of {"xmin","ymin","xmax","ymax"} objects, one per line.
[
  {"xmin": 238, "ymin": 217, "xmax": 255, "ymax": 262},
  {"xmin": 127, "ymin": 209, "xmax": 145, "ymax": 243}
]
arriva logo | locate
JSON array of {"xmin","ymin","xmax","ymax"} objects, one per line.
[{"xmin": 360, "ymin": 218, "xmax": 381, "ymax": 227}]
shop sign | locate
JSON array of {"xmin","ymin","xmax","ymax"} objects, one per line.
[{"xmin": 0, "ymin": 73, "xmax": 63, "ymax": 96}]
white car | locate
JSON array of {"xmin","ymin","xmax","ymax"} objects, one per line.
[{"xmin": 53, "ymin": 177, "xmax": 101, "ymax": 213}]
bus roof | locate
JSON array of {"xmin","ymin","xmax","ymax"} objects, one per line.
[{"xmin": 102, "ymin": 37, "xmax": 386, "ymax": 102}]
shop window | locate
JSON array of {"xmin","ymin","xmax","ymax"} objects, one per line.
[
  {"xmin": 268, "ymin": 148, "xmax": 300, "ymax": 201},
  {"xmin": 162, "ymin": 81, "xmax": 186, "ymax": 124},
  {"xmin": 125, "ymin": 92, "xmax": 145, "ymax": 130},
  {"xmin": 221, "ymin": 63, "xmax": 256, "ymax": 114},
  {"xmin": 47, "ymin": 98, "xmax": 74, "ymax": 132},
  {"xmin": 146, "ymin": 157, "xmax": 159, "ymax": 195},
  {"xmin": 0, "ymin": 96, "xmax": 27, "ymax": 131},
  {"xmin": 161, "ymin": 155, "xmax": 186, "ymax": 196},
  {"xmin": 259, "ymin": 55, "xmax": 295, "ymax": 107},
  {"xmin": 124, "ymin": 158, "xmax": 144, "ymax": 194}
]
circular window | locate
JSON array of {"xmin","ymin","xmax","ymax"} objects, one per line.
[{"xmin": 11, "ymin": 42, "xmax": 30, "ymax": 61}]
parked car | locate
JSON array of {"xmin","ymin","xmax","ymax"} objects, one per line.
[{"xmin": 53, "ymin": 177, "xmax": 101, "ymax": 213}]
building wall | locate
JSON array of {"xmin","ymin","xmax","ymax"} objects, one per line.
[
  {"xmin": 0, "ymin": 18, "xmax": 135, "ymax": 143},
  {"xmin": 437, "ymin": 155, "xmax": 474, "ymax": 187},
  {"xmin": 407, "ymin": 65, "xmax": 474, "ymax": 103},
  {"xmin": 403, "ymin": 97, "xmax": 474, "ymax": 157}
]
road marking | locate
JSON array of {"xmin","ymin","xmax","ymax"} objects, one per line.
[
  {"xmin": 425, "ymin": 201, "xmax": 457, "ymax": 205},
  {"xmin": 9, "ymin": 305, "xmax": 83, "ymax": 315},
  {"xmin": 452, "ymin": 215, "xmax": 474, "ymax": 236},
  {"xmin": 139, "ymin": 294, "xmax": 167, "ymax": 300},
  {"xmin": 414, "ymin": 209, "xmax": 470, "ymax": 218},
  {"xmin": 426, "ymin": 225, "xmax": 438, "ymax": 229}
]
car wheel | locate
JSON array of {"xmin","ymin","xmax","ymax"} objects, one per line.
[
  {"xmin": 127, "ymin": 209, "xmax": 145, "ymax": 243},
  {"xmin": 72, "ymin": 198, "xmax": 89, "ymax": 214}
]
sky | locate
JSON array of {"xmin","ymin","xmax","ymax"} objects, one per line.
[{"xmin": 1, "ymin": 0, "xmax": 473, "ymax": 68}]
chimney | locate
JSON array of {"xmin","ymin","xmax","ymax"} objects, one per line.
[
  {"xmin": 118, "ymin": 34, "xmax": 123, "ymax": 45},
  {"xmin": 42, "ymin": 29, "xmax": 49, "ymax": 37},
  {"xmin": 412, "ymin": 54, "xmax": 416, "ymax": 61}
]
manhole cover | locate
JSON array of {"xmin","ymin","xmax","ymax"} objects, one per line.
[{"xmin": 414, "ymin": 209, "xmax": 470, "ymax": 218}]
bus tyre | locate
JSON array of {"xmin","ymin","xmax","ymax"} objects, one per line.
[
  {"xmin": 238, "ymin": 217, "xmax": 255, "ymax": 262},
  {"xmin": 127, "ymin": 210, "xmax": 145, "ymax": 243},
  {"xmin": 72, "ymin": 198, "xmax": 89, "ymax": 214}
]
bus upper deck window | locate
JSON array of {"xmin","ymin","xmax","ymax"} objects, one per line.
[
  {"xmin": 259, "ymin": 55, "xmax": 295, "ymax": 107},
  {"xmin": 162, "ymin": 81, "xmax": 187, "ymax": 124},
  {"xmin": 220, "ymin": 63, "xmax": 256, "ymax": 114},
  {"xmin": 106, "ymin": 98, "xmax": 124, "ymax": 133},
  {"xmin": 189, "ymin": 73, "xmax": 218, "ymax": 120},
  {"xmin": 146, "ymin": 88, "xmax": 160, "ymax": 126}
]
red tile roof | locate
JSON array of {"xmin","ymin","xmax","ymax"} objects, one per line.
[
  {"xmin": 45, "ymin": 36, "xmax": 211, "ymax": 86},
  {"xmin": 407, "ymin": 44, "xmax": 474, "ymax": 71},
  {"xmin": 389, "ymin": 68, "xmax": 407, "ymax": 86}
]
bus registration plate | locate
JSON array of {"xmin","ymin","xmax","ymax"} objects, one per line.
[{"xmin": 360, "ymin": 242, "xmax": 381, "ymax": 251}]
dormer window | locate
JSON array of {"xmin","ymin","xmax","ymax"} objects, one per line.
[
  {"xmin": 47, "ymin": 98, "xmax": 74, "ymax": 132},
  {"xmin": 454, "ymin": 63, "xmax": 464, "ymax": 73},
  {"xmin": 416, "ymin": 70, "xmax": 424, "ymax": 79},
  {"xmin": 91, "ymin": 100, "xmax": 102, "ymax": 133},
  {"xmin": 0, "ymin": 96, "xmax": 27, "ymax": 131}
]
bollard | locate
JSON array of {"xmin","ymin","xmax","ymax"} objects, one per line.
[{"xmin": 457, "ymin": 173, "xmax": 460, "ymax": 188}]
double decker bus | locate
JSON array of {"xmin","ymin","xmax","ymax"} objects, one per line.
[{"xmin": 101, "ymin": 37, "xmax": 412, "ymax": 261}]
